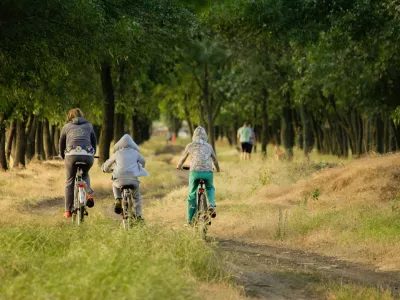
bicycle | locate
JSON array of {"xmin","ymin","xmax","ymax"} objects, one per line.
[
  {"xmin": 181, "ymin": 166, "xmax": 211, "ymax": 240},
  {"xmin": 71, "ymin": 156, "xmax": 98, "ymax": 225},
  {"xmin": 72, "ymin": 162, "xmax": 88, "ymax": 225},
  {"xmin": 120, "ymin": 184, "xmax": 140, "ymax": 230}
]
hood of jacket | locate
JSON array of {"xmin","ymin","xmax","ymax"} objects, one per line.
[
  {"xmin": 192, "ymin": 126, "xmax": 208, "ymax": 143},
  {"xmin": 71, "ymin": 117, "xmax": 89, "ymax": 125},
  {"xmin": 114, "ymin": 134, "xmax": 140, "ymax": 152}
]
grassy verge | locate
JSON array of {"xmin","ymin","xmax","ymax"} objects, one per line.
[
  {"xmin": 0, "ymin": 217, "xmax": 224, "ymax": 299},
  {"xmin": 0, "ymin": 138, "xmax": 244, "ymax": 300}
]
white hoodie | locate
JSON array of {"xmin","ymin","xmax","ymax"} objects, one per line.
[{"xmin": 101, "ymin": 134, "xmax": 150, "ymax": 180}]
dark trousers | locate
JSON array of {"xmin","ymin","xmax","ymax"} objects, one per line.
[{"xmin": 64, "ymin": 155, "xmax": 94, "ymax": 212}]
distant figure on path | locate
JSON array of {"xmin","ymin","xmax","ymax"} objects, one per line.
[{"xmin": 237, "ymin": 122, "xmax": 253, "ymax": 160}]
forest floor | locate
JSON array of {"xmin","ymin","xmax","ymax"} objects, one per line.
[{"xmin": 2, "ymin": 137, "xmax": 400, "ymax": 299}]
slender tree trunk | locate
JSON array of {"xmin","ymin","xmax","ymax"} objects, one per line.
[
  {"xmin": 50, "ymin": 124, "xmax": 58, "ymax": 156},
  {"xmin": 183, "ymin": 94, "xmax": 194, "ymax": 137},
  {"xmin": 202, "ymin": 63, "xmax": 216, "ymax": 150},
  {"xmin": 0, "ymin": 115, "xmax": 7, "ymax": 171},
  {"xmin": 35, "ymin": 121, "xmax": 44, "ymax": 160},
  {"xmin": 280, "ymin": 92, "xmax": 295, "ymax": 159},
  {"xmin": 300, "ymin": 102, "xmax": 314, "ymax": 159},
  {"xmin": 43, "ymin": 119, "xmax": 53, "ymax": 160},
  {"xmin": 376, "ymin": 116, "xmax": 384, "ymax": 154},
  {"xmin": 13, "ymin": 119, "xmax": 27, "ymax": 168},
  {"xmin": 261, "ymin": 89, "xmax": 269, "ymax": 156},
  {"xmin": 113, "ymin": 113, "xmax": 125, "ymax": 143},
  {"xmin": 54, "ymin": 127, "xmax": 60, "ymax": 156},
  {"xmin": 99, "ymin": 63, "xmax": 115, "ymax": 165},
  {"xmin": 6, "ymin": 121, "xmax": 16, "ymax": 162},
  {"xmin": 26, "ymin": 115, "xmax": 38, "ymax": 161}
]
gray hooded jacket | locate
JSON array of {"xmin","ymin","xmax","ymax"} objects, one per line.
[
  {"xmin": 101, "ymin": 134, "xmax": 149, "ymax": 180},
  {"xmin": 177, "ymin": 126, "xmax": 220, "ymax": 172},
  {"xmin": 59, "ymin": 117, "xmax": 97, "ymax": 159}
]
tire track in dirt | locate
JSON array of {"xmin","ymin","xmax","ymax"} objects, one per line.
[{"xmin": 218, "ymin": 239, "xmax": 400, "ymax": 299}]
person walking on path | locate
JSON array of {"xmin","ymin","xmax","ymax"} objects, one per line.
[{"xmin": 237, "ymin": 122, "xmax": 253, "ymax": 160}]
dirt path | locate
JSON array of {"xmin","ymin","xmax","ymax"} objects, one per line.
[
  {"xmin": 218, "ymin": 239, "xmax": 400, "ymax": 299},
  {"xmin": 27, "ymin": 160, "xmax": 400, "ymax": 300}
]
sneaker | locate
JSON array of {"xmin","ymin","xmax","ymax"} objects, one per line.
[
  {"xmin": 114, "ymin": 199, "xmax": 122, "ymax": 215},
  {"xmin": 64, "ymin": 211, "xmax": 72, "ymax": 218},
  {"xmin": 86, "ymin": 193, "xmax": 94, "ymax": 208},
  {"xmin": 208, "ymin": 206, "xmax": 216, "ymax": 218}
]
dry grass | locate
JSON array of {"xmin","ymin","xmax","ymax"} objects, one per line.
[
  {"xmin": 149, "ymin": 139, "xmax": 400, "ymax": 272},
  {"xmin": 0, "ymin": 138, "xmax": 246, "ymax": 300}
]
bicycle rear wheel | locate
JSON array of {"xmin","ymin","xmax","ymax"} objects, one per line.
[
  {"xmin": 197, "ymin": 193, "xmax": 208, "ymax": 240},
  {"xmin": 77, "ymin": 187, "xmax": 86, "ymax": 225},
  {"xmin": 121, "ymin": 190, "xmax": 133, "ymax": 230}
]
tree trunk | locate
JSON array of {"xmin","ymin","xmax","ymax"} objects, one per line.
[
  {"xmin": 6, "ymin": 121, "xmax": 16, "ymax": 162},
  {"xmin": 13, "ymin": 119, "xmax": 27, "ymax": 168},
  {"xmin": 183, "ymin": 94, "xmax": 194, "ymax": 136},
  {"xmin": 202, "ymin": 63, "xmax": 216, "ymax": 150},
  {"xmin": 54, "ymin": 127, "xmax": 60, "ymax": 156},
  {"xmin": 300, "ymin": 102, "xmax": 314, "ymax": 159},
  {"xmin": 99, "ymin": 63, "xmax": 115, "ymax": 165},
  {"xmin": 280, "ymin": 92, "xmax": 295, "ymax": 159},
  {"xmin": 261, "ymin": 89, "xmax": 269, "ymax": 156},
  {"xmin": 130, "ymin": 114, "xmax": 136, "ymax": 139},
  {"xmin": 376, "ymin": 116, "xmax": 384, "ymax": 154},
  {"xmin": 35, "ymin": 121, "xmax": 44, "ymax": 160},
  {"xmin": 50, "ymin": 124, "xmax": 58, "ymax": 156},
  {"xmin": 114, "ymin": 113, "xmax": 125, "ymax": 143},
  {"xmin": 43, "ymin": 119, "xmax": 53, "ymax": 160},
  {"xmin": 0, "ymin": 115, "xmax": 7, "ymax": 171},
  {"xmin": 26, "ymin": 115, "xmax": 38, "ymax": 161}
]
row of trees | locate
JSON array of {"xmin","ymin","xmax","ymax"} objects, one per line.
[
  {"xmin": 2, "ymin": 0, "xmax": 400, "ymax": 171},
  {"xmin": 160, "ymin": 0, "xmax": 400, "ymax": 159},
  {"xmin": 0, "ymin": 0, "xmax": 194, "ymax": 170}
]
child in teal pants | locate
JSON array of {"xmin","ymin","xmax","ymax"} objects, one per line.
[{"xmin": 177, "ymin": 127, "xmax": 220, "ymax": 224}]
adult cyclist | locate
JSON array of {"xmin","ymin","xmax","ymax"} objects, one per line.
[{"xmin": 59, "ymin": 108, "xmax": 97, "ymax": 218}]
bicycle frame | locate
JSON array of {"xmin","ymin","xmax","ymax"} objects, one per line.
[
  {"xmin": 121, "ymin": 186, "xmax": 137, "ymax": 230},
  {"xmin": 72, "ymin": 166, "xmax": 87, "ymax": 225}
]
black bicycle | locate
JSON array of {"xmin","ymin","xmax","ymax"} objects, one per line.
[{"xmin": 181, "ymin": 166, "xmax": 211, "ymax": 240}]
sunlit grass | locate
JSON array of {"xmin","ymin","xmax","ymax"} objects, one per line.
[{"xmin": 0, "ymin": 218, "xmax": 224, "ymax": 300}]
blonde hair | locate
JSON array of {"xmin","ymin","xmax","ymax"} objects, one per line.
[{"xmin": 67, "ymin": 108, "xmax": 84, "ymax": 121}]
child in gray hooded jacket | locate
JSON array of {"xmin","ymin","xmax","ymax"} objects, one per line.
[{"xmin": 101, "ymin": 134, "xmax": 149, "ymax": 217}]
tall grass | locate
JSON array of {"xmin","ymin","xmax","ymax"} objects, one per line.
[{"xmin": 0, "ymin": 217, "xmax": 224, "ymax": 300}]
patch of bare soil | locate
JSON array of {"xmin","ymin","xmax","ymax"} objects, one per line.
[{"xmin": 219, "ymin": 239, "xmax": 400, "ymax": 299}]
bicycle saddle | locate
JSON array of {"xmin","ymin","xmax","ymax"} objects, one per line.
[
  {"xmin": 75, "ymin": 162, "xmax": 87, "ymax": 165},
  {"xmin": 121, "ymin": 185, "xmax": 135, "ymax": 190}
]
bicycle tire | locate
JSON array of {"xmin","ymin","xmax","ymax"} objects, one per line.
[
  {"xmin": 197, "ymin": 193, "xmax": 208, "ymax": 240},
  {"xmin": 77, "ymin": 187, "xmax": 86, "ymax": 225},
  {"xmin": 122, "ymin": 190, "xmax": 130, "ymax": 230}
]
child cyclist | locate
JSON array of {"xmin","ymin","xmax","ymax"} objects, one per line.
[
  {"xmin": 177, "ymin": 126, "xmax": 220, "ymax": 225},
  {"xmin": 101, "ymin": 134, "xmax": 149, "ymax": 218}
]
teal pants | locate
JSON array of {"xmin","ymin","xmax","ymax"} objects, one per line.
[{"xmin": 187, "ymin": 171, "xmax": 216, "ymax": 222}]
